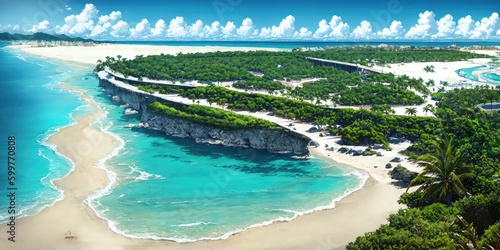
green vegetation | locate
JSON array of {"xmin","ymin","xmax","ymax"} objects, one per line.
[
  {"xmin": 348, "ymin": 86, "xmax": 500, "ymax": 249},
  {"xmin": 147, "ymin": 101, "xmax": 280, "ymax": 131},
  {"xmin": 176, "ymin": 85, "xmax": 437, "ymax": 147},
  {"xmin": 407, "ymin": 137, "xmax": 474, "ymax": 206},
  {"xmin": 96, "ymin": 47, "xmax": 489, "ymax": 106},
  {"xmin": 423, "ymin": 65, "xmax": 435, "ymax": 72},
  {"xmin": 303, "ymin": 47, "xmax": 492, "ymax": 65}
]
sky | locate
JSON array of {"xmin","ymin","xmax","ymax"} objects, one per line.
[{"xmin": 0, "ymin": 0, "xmax": 499, "ymax": 41}]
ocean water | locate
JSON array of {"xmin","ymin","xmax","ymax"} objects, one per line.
[
  {"xmin": 72, "ymin": 70, "xmax": 366, "ymax": 241},
  {"xmin": 483, "ymin": 72, "xmax": 500, "ymax": 84},
  {"xmin": 0, "ymin": 42, "xmax": 366, "ymax": 241},
  {"xmin": 0, "ymin": 42, "xmax": 87, "ymax": 221},
  {"xmin": 457, "ymin": 65, "xmax": 500, "ymax": 85}
]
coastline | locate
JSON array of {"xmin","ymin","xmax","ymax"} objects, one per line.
[
  {"xmin": 1, "ymin": 44, "xmax": 465, "ymax": 249},
  {"xmin": 15, "ymin": 44, "xmax": 282, "ymax": 65}
]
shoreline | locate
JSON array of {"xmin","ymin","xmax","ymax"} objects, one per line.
[
  {"xmin": 1, "ymin": 44, "xmax": 455, "ymax": 249},
  {"xmin": 0, "ymin": 76, "xmax": 406, "ymax": 250}
]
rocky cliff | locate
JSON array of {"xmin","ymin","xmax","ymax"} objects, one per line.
[{"xmin": 98, "ymin": 75, "xmax": 311, "ymax": 155}]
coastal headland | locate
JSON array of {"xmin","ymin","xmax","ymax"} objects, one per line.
[{"xmin": 1, "ymin": 43, "xmax": 497, "ymax": 250}]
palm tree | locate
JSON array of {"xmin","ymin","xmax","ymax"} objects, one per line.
[
  {"xmin": 406, "ymin": 137, "xmax": 474, "ymax": 206},
  {"xmin": 423, "ymin": 104, "xmax": 434, "ymax": 115},
  {"xmin": 405, "ymin": 107, "xmax": 417, "ymax": 116}
]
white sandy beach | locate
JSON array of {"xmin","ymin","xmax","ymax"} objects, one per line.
[
  {"xmin": 0, "ymin": 44, "xmax": 495, "ymax": 250},
  {"xmin": 18, "ymin": 44, "xmax": 281, "ymax": 65}
]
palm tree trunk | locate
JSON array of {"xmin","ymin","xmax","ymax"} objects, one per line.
[{"xmin": 446, "ymin": 191, "xmax": 452, "ymax": 207}]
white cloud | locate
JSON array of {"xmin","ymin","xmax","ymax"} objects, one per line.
[
  {"xmin": 188, "ymin": 20, "xmax": 205, "ymax": 37},
  {"xmin": 433, "ymin": 14, "xmax": 456, "ymax": 39},
  {"xmin": 28, "ymin": 20, "xmax": 50, "ymax": 33},
  {"xmin": 166, "ymin": 16, "xmax": 188, "ymax": 37},
  {"xmin": 90, "ymin": 24, "xmax": 106, "ymax": 37},
  {"xmin": 56, "ymin": 3, "xmax": 98, "ymax": 36},
  {"xmin": 313, "ymin": 16, "xmax": 350, "ymax": 39},
  {"xmin": 294, "ymin": 27, "xmax": 312, "ymax": 38},
  {"xmin": 273, "ymin": 15, "xmax": 295, "ymax": 38},
  {"xmin": 351, "ymin": 20, "xmax": 373, "ymax": 39},
  {"xmin": 377, "ymin": 20, "xmax": 404, "ymax": 38},
  {"xmin": 90, "ymin": 10, "xmax": 122, "ymax": 38},
  {"xmin": 110, "ymin": 20, "xmax": 129, "ymax": 38},
  {"xmin": 99, "ymin": 11, "xmax": 122, "ymax": 24},
  {"xmin": 497, "ymin": 29, "xmax": 500, "ymax": 35},
  {"xmin": 151, "ymin": 19, "xmax": 167, "ymax": 37},
  {"xmin": 405, "ymin": 10, "xmax": 437, "ymax": 39},
  {"xmin": 455, "ymin": 15, "xmax": 475, "ymax": 37},
  {"xmin": 221, "ymin": 21, "xmax": 236, "ymax": 38},
  {"xmin": 470, "ymin": 12, "xmax": 499, "ymax": 39},
  {"xmin": 130, "ymin": 19, "xmax": 151, "ymax": 38},
  {"xmin": 260, "ymin": 15, "xmax": 296, "ymax": 39},
  {"xmin": 237, "ymin": 18, "xmax": 255, "ymax": 37},
  {"xmin": 1, "ymin": 24, "xmax": 21, "ymax": 32},
  {"xmin": 205, "ymin": 21, "xmax": 221, "ymax": 37},
  {"xmin": 65, "ymin": 5, "xmax": 72, "ymax": 11}
]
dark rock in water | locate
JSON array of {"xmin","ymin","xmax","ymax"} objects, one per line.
[
  {"xmin": 389, "ymin": 165, "xmax": 418, "ymax": 183},
  {"xmin": 385, "ymin": 163, "xmax": 393, "ymax": 169},
  {"xmin": 376, "ymin": 152, "xmax": 383, "ymax": 157}
]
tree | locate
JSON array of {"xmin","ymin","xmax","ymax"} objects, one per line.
[
  {"xmin": 405, "ymin": 107, "xmax": 418, "ymax": 116},
  {"xmin": 423, "ymin": 104, "xmax": 435, "ymax": 115},
  {"xmin": 406, "ymin": 137, "xmax": 474, "ymax": 206},
  {"xmin": 478, "ymin": 222, "xmax": 500, "ymax": 250}
]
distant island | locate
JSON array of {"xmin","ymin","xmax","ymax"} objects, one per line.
[{"xmin": 0, "ymin": 32, "xmax": 96, "ymax": 43}]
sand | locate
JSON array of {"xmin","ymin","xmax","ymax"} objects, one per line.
[
  {"xmin": 0, "ymin": 83, "xmax": 410, "ymax": 250},
  {"xmin": 16, "ymin": 44, "xmax": 281, "ymax": 65},
  {"xmin": 2, "ymin": 44, "xmax": 494, "ymax": 250}
]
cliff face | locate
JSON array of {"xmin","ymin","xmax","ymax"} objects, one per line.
[
  {"xmin": 141, "ymin": 111, "xmax": 310, "ymax": 155},
  {"xmin": 99, "ymin": 76, "xmax": 311, "ymax": 155}
]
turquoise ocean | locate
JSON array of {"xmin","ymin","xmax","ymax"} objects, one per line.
[
  {"xmin": 0, "ymin": 42, "xmax": 366, "ymax": 241},
  {"xmin": 2, "ymin": 41, "xmax": 497, "ymax": 241}
]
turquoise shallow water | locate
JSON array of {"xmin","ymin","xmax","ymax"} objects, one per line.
[
  {"xmin": 0, "ymin": 43, "xmax": 366, "ymax": 241},
  {"xmin": 0, "ymin": 43, "xmax": 87, "ymax": 221}
]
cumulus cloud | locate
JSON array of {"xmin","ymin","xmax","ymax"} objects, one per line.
[
  {"xmin": 313, "ymin": 16, "xmax": 350, "ymax": 39},
  {"xmin": 351, "ymin": 20, "xmax": 373, "ymax": 39},
  {"xmin": 237, "ymin": 18, "xmax": 256, "ymax": 37},
  {"xmin": 205, "ymin": 21, "xmax": 221, "ymax": 37},
  {"xmin": 259, "ymin": 15, "xmax": 296, "ymax": 39},
  {"xmin": 294, "ymin": 27, "xmax": 312, "ymax": 38},
  {"xmin": 130, "ymin": 19, "xmax": 151, "ymax": 38},
  {"xmin": 188, "ymin": 20, "xmax": 205, "ymax": 37},
  {"xmin": 377, "ymin": 20, "xmax": 405, "ymax": 38},
  {"xmin": 151, "ymin": 19, "xmax": 167, "ymax": 37},
  {"xmin": 405, "ymin": 10, "xmax": 437, "ymax": 39},
  {"xmin": 56, "ymin": 3, "xmax": 98, "ymax": 36},
  {"xmin": 90, "ymin": 10, "xmax": 122, "ymax": 38},
  {"xmin": 99, "ymin": 11, "xmax": 122, "ymax": 24},
  {"xmin": 166, "ymin": 16, "xmax": 188, "ymax": 37},
  {"xmin": 455, "ymin": 15, "xmax": 475, "ymax": 37},
  {"xmin": 470, "ymin": 12, "xmax": 499, "ymax": 39},
  {"xmin": 433, "ymin": 14, "xmax": 456, "ymax": 39},
  {"xmin": 110, "ymin": 20, "xmax": 129, "ymax": 38},
  {"xmin": 221, "ymin": 21, "xmax": 236, "ymax": 38},
  {"xmin": 28, "ymin": 20, "xmax": 50, "ymax": 33}
]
